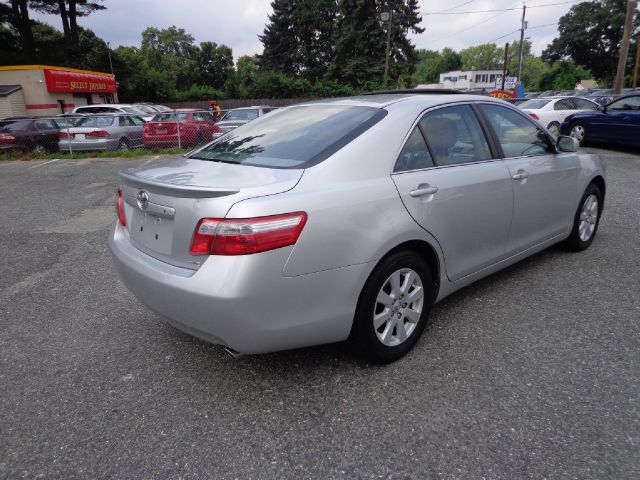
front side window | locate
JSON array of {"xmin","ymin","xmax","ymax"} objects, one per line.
[
  {"xmin": 419, "ymin": 105, "xmax": 492, "ymax": 166},
  {"xmin": 554, "ymin": 99, "xmax": 574, "ymax": 110},
  {"xmin": 608, "ymin": 95, "xmax": 640, "ymax": 111},
  {"xmin": 393, "ymin": 127, "xmax": 433, "ymax": 173},
  {"xmin": 34, "ymin": 119, "xmax": 58, "ymax": 130},
  {"xmin": 130, "ymin": 116, "xmax": 145, "ymax": 126},
  {"xmin": 479, "ymin": 104, "xmax": 551, "ymax": 157},
  {"xmin": 189, "ymin": 105, "xmax": 386, "ymax": 169}
]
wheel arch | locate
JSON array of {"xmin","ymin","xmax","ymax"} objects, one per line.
[{"xmin": 590, "ymin": 174, "xmax": 606, "ymax": 208}]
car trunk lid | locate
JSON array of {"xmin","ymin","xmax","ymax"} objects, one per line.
[{"xmin": 119, "ymin": 156, "xmax": 303, "ymax": 269}]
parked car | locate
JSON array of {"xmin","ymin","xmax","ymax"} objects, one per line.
[
  {"xmin": 133, "ymin": 104, "xmax": 161, "ymax": 115},
  {"xmin": 143, "ymin": 109, "xmax": 221, "ymax": 148},
  {"xmin": 519, "ymin": 96, "xmax": 600, "ymax": 136},
  {"xmin": 503, "ymin": 98, "xmax": 528, "ymax": 106},
  {"xmin": 110, "ymin": 92, "xmax": 606, "ymax": 363},
  {"xmin": 58, "ymin": 114, "xmax": 145, "ymax": 151},
  {"xmin": 71, "ymin": 104, "xmax": 154, "ymax": 122},
  {"xmin": 0, "ymin": 116, "xmax": 66, "ymax": 154},
  {"xmin": 212, "ymin": 106, "xmax": 277, "ymax": 139},
  {"xmin": 587, "ymin": 89, "xmax": 615, "ymax": 106},
  {"xmin": 560, "ymin": 93, "xmax": 640, "ymax": 148}
]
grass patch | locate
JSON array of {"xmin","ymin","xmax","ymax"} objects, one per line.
[{"xmin": 0, "ymin": 147, "xmax": 190, "ymax": 162}]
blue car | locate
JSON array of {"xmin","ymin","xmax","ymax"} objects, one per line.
[{"xmin": 560, "ymin": 93, "xmax": 640, "ymax": 148}]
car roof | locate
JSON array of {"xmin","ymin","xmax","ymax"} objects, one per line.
[{"xmin": 298, "ymin": 92, "xmax": 503, "ymax": 109}]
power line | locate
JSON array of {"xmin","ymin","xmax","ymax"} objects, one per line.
[
  {"xmin": 429, "ymin": 0, "xmax": 475, "ymax": 14},
  {"xmin": 422, "ymin": 0, "xmax": 581, "ymax": 15},
  {"xmin": 428, "ymin": 10, "xmax": 510, "ymax": 46},
  {"xmin": 481, "ymin": 22, "xmax": 559, "ymax": 45}
]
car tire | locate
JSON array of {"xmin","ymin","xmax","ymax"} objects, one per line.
[
  {"xmin": 547, "ymin": 121, "xmax": 560, "ymax": 137},
  {"xmin": 118, "ymin": 138, "xmax": 130, "ymax": 151},
  {"xmin": 561, "ymin": 183, "xmax": 602, "ymax": 251},
  {"xmin": 196, "ymin": 133, "xmax": 205, "ymax": 145},
  {"xmin": 32, "ymin": 143, "xmax": 47, "ymax": 156},
  {"xmin": 569, "ymin": 121, "xmax": 586, "ymax": 146},
  {"xmin": 350, "ymin": 250, "xmax": 434, "ymax": 363}
]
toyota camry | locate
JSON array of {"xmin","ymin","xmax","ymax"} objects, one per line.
[{"xmin": 110, "ymin": 91, "xmax": 606, "ymax": 363}]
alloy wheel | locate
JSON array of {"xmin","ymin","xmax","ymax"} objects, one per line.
[
  {"xmin": 373, "ymin": 268, "xmax": 424, "ymax": 347},
  {"xmin": 570, "ymin": 124, "xmax": 585, "ymax": 143},
  {"xmin": 579, "ymin": 194, "xmax": 598, "ymax": 242}
]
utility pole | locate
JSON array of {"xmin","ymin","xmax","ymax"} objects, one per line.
[
  {"xmin": 107, "ymin": 41, "xmax": 114, "ymax": 75},
  {"xmin": 633, "ymin": 40, "xmax": 640, "ymax": 91},
  {"xmin": 501, "ymin": 43, "xmax": 510, "ymax": 90},
  {"xmin": 517, "ymin": 4, "xmax": 527, "ymax": 84},
  {"xmin": 383, "ymin": 9, "xmax": 393, "ymax": 87},
  {"xmin": 614, "ymin": 0, "xmax": 636, "ymax": 95}
]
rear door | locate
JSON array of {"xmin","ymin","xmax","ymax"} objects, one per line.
[
  {"xmin": 129, "ymin": 116, "xmax": 145, "ymax": 146},
  {"xmin": 391, "ymin": 103, "xmax": 513, "ymax": 281},
  {"xmin": 477, "ymin": 103, "xmax": 578, "ymax": 256}
]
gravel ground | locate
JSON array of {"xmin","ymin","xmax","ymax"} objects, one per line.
[{"xmin": 0, "ymin": 149, "xmax": 638, "ymax": 480}]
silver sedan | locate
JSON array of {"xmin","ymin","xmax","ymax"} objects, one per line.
[
  {"xmin": 110, "ymin": 93, "xmax": 606, "ymax": 363},
  {"xmin": 59, "ymin": 114, "xmax": 145, "ymax": 152}
]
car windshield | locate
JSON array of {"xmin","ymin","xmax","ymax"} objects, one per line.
[
  {"xmin": 0, "ymin": 120, "xmax": 30, "ymax": 132},
  {"xmin": 151, "ymin": 113, "xmax": 189, "ymax": 121},
  {"xmin": 222, "ymin": 109, "xmax": 260, "ymax": 121},
  {"xmin": 122, "ymin": 107, "xmax": 147, "ymax": 115},
  {"xmin": 75, "ymin": 116, "xmax": 115, "ymax": 127},
  {"xmin": 134, "ymin": 105, "xmax": 157, "ymax": 114},
  {"xmin": 189, "ymin": 105, "xmax": 386, "ymax": 169},
  {"xmin": 519, "ymin": 99, "xmax": 552, "ymax": 109}
]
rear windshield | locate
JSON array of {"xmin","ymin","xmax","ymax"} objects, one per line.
[
  {"xmin": 519, "ymin": 99, "xmax": 551, "ymax": 109},
  {"xmin": 134, "ymin": 105, "xmax": 158, "ymax": 114},
  {"xmin": 75, "ymin": 116, "xmax": 115, "ymax": 127},
  {"xmin": 189, "ymin": 105, "xmax": 387, "ymax": 169},
  {"xmin": 0, "ymin": 120, "xmax": 30, "ymax": 132},
  {"xmin": 222, "ymin": 109, "xmax": 260, "ymax": 121},
  {"xmin": 152, "ymin": 113, "xmax": 189, "ymax": 121}
]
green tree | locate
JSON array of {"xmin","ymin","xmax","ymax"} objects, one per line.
[
  {"xmin": 411, "ymin": 48, "xmax": 462, "ymax": 84},
  {"xmin": 235, "ymin": 54, "xmax": 259, "ymax": 97},
  {"xmin": 460, "ymin": 43, "xmax": 502, "ymax": 70},
  {"xmin": 259, "ymin": 0, "xmax": 302, "ymax": 75},
  {"xmin": 385, "ymin": 0, "xmax": 424, "ymax": 82},
  {"xmin": 542, "ymin": 0, "xmax": 639, "ymax": 86},
  {"xmin": 195, "ymin": 41, "xmax": 234, "ymax": 89},
  {"xmin": 537, "ymin": 60, "xmax": 592, "ymax": 90}
]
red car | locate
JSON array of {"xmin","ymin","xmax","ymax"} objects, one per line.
[{"xmin": 143, "ymin": 109, "xmax": 221, "ymax": 148}]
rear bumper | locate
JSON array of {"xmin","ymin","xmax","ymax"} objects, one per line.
[
  {"xmin": 59, "ymin": 138, "xmax": 118, "ymax": 151},
  {"xmin": 109, "ymin": 223, "xmax": 369, "ymax": 354}
]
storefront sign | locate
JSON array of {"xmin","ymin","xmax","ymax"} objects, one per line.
[
  {"xmin": 44, "ymin": 69, "xmax": 117, "ymax": 93},
  {"xmin": 489, "ymin": 90, "xmax": 516, "ymax": 99}
]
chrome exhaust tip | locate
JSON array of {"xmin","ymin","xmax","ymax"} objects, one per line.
[{"xmin": 223, "ymin": 346, "xmax": 243, "ymax": 359}]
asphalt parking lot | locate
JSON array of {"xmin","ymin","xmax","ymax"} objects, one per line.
[{"xmin": 1, "ymin": 148, "xmax": 639, "ymax": 480}]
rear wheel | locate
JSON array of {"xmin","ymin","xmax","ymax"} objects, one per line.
[
  {"xmin": 196, "ymin": 133, "xmax": 205, "ymax": 145},
  {"xmin": 547, "ymin": 121, "xmax": 560, "ymax": 137},
  {"xmin": 569, "ymin": 121, "xmax": 586, "ymax": 146},
  {"xmin": 32, "ymin": 143, "xmax": 47, "ymax": 155},
  {"xmin": 118, "ymin": 138, "xmax": 130, "ymax": 151},
  {"xmin": 350, "ymin": 250, "xmax": 434, "ymax": 363},
  {"xmin": 561, "ymin": 183, "xmax": 602, "ymax": 251}
]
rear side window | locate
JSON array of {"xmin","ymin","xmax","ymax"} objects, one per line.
[
  {"xmin": 479, "ymin": 104, "xmax": 551, "ymax": 157},
  {"xmin": 0, "ymin": 120, "xmax": 30, "ymax": 132},
  {"xmin": 393, "ymin": 127, "xmax": 434, "ymax": 172},
  {"xmin": 574, "ymin": 99, "xmax": 598, "ymax": 110},
  {"xmin": 554, "ymin": 99, "xmax": 575, "ymax": 110},
  {"xmin": 189, "ymin": 105, "xmax": 387, "ymax": 169},
  {"xmin": 419, "ymin": 105, "xmax": 492, "ymax": 166},
  {"xmin": 34, "ymin": 119, "xmax": 58, "ymax": 130},
  {"xmin": 194, "ymin": 112, "xmax": 213, "ymax": 121},
  {"xmin": 119, "ymin": 116, "xmax": 135, "ymax": 126}
]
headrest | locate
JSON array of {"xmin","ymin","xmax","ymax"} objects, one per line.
[{"xmin": 423, "ymin": 117, "xmax": 458, "ymax": 150}]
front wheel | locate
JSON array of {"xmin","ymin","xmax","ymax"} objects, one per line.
[
  {"xmin": 350, "ymin": 250, "xmax": 434, "ymax": 363},
  {"xmin": 547, "ymin": 121, "xmax": 560, "ymax": 137},
  {"xmin": 569, "ymin": 121, "xmax": 586, "ymax": 146},
  {"xmin": 561, "ymin": 183, "xmax": 602, "ymax": 251},
  {"xmin": 118, "ymin": 138, "xmax": 130, "ymax": 151}
]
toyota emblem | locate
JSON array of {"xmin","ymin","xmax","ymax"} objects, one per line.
[{"xmin": 136, "ymin": 190, "xmax": 149, "ymax": 210}]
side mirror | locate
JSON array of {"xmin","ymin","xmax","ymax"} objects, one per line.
[{"xmin": 557, "ymin": 135, "xmax": 579, "ymax": 153}]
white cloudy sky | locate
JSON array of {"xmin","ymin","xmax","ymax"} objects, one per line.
[{"xmin": 32, "ymin": 0, "xmax": 579, "ymax": 60}]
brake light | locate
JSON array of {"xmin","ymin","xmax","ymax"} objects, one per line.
[
  {"xmin": 190, "ymin": 212, "xmax": 307, "ymax": 255},
  {"xmin": 116, "ymin": 188, "xmax": 126, "ymax": 226},
  {"xmin": 0, "ymin": 135, "xmax": 15, "ymax": 144},
  {"xmin": 58, "ymin": 131, "xmax": 75, "ymax": 138},
  {"xmin": 528, "ymin": 112, "xmax": 540, "ymax": 120},
  {"xmin": 86, "ymin": 130, "xmax": 109, "ymax": 137},
  {"xmin": 143, "ymin": 124, "xmax": 151, "ymax": 133}
]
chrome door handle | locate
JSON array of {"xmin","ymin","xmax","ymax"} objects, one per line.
[
  {"xmin": 410, "ymin": 185, "xmax": 439, "ymax": 197},
  {"xmin": 512, "ymin": 172, "xmax": 529, "ymax": 180}
]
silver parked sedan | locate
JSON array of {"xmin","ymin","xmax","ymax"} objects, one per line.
[
  {"xmin": 59, "ymin": 114, "xmax": 145, "ymax": 151},
  {"xmin": 110, "ymin": 92, "xmax": 606, "ymax": 363}
]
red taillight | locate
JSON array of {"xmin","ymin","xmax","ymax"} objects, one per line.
[
  {"xmin": 86, "ymin": 130, "xmax": 109, "ymax": 137},
  {"xmin": 0, "ymin": 135, "xmax": 15, "ymax": 144},
  {"xmin": 116, "ymin": 189, "xmax": 126, "ymax": 226},
  {"xmin": 143, "ymin": 124, "xmax": 151, "ymax": 133},
  {"xmin": 190, "ymin": 212, "xmax": 307, "ymax": 255},
  {"xmin": 58, "ymin": 131, "xmax": 75, "ymax": 138},
  {"xmin": 528, "ymin": 112, "xmax": 540, "ymax": 120}
]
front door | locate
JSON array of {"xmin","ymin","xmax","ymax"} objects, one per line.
[
  {"xmin": 391, "ymin": 104, "xmax": 513, "ymax": 281},
  {"xmin": 477, "ymin": 103, "xmax": 579, "ymax": 256}
]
